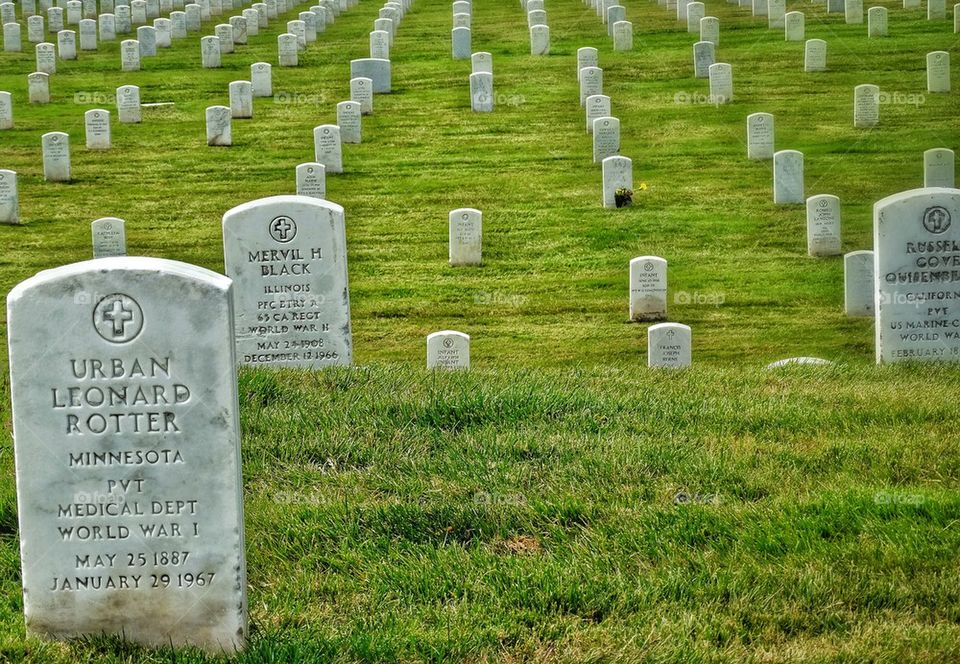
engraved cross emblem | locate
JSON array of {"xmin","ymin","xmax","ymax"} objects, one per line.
[
  {"xmin": 269, "ymin": 215, "xmax": 297, "ymax": 243},
  {"xmin": 103, "ymin": 299, "xmax": 134, "ymax": 337}
]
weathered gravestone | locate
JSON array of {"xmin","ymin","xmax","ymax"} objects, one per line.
[
  {"xmin": 36, "ymin": 41, "xmax": 56, "ymax": 73},
  {"xmin": 693, "ymin": 40, "xmax": 714, "ymax": 78},
  {"xmin": 928, "ymin": 0, "xmax": 946, "ymax": 18},
  {"xmin": 806, "ymin": 194, "xmax": 842, "ymax": 257},
  {"xmin": 874, "ymin": 188, "xmax": 960, "ymax": 363},
  {"xmin": 200, "ymin": 35, "xmax": 220, "ymax": 67},
  {"xmin": 350, "ymin": 77, "xmax": 373, "ymax": 115},
  {"xmin": 768, "ymin": 0, "xmax": 785, "ymax": 26},
  {"xmin": 251, "ymin": 62, "xmax": 271, "ymax": 97},
  {"xmin": 607, "ymin": 4, "xmax": 625, "ymax": 34},
  {"xmin": 612, "ymin": 20, "xmax": 631, "ymax": 50},
  {"xmin": 336, "ymin": 101, "xmax": 361, "ymax": 144},
  {"xmin": 99, "ymin": 13, "xmax": 117, "ymax": 40},
  {"xmin": 629, "ymin": 256, "xmax": 667, "ymax": 321},
  {"xmin": 152, "ymin": 17, "xmax": 170, "ymax": 47},
  {"xmin": 471, "ymin": 51, "xmax": 492, "ymax": 74},
  {"xmin": 845, "ymin": 0, "xmax": 863, "ymax": 23},
  {"xmin": 205, "ymin": 105, "xmax": 231, "ymax": 146},
  {"xmin": 924, "ymin": 148, "xmax": 955, "ymax": 188},
  {"xmin": 222, "ymin": 195, "xmax": 353, "ymax": 367},
  {"xmin": 84, "ymin": 108, "xmax": 110, "ymax": 149},
  {"xmin": 120, "ymin": 37, "xmax": 139, "ymax": 70},
  {"xmin": 170, "ymin": 11, "xmax": 185, "ymax": 39},
  {"xmin": 4, "ymin": 21, "xmax": 22, "ymax": 51},
  {"xmin": 784, "ymin": 10, "xmax": 804, "ymax": 40},
  {"xmin": 0, "ymin": 170, "xmax": 18, "ymax": 224},
  {"xmin": 136, "ymin": 24, "xmax": 154, "ymax": 56},
  {"xmin": 927, "ymin": 51, "xmax": 950, "ymax": 93},
  {"xmin": 699, "ymin": 15, "xmax": 718, "ymax": 44},
  {"xmin": 313, "ymin": 125, "xmax": 342, "ymax": 174},
  {"xmin": 6, "ymin": 257, "xmax": 248, "ymax": 653},
  {"xmin": 469, "ymin": 72, "xmax": 492, "ymax": 112},
  {"xmin": 593, "ymin": 116, "xmax": 619, "ymax": 163},
  {"xmin": 214, "ymin": 22, "xmax": 232, "ymax": 52},
  {"xmin": 91, "ymin": 217, "xmax": 126, "ymax": 256},
  {"xmin": 295, "ymin": 162, "xmax": 325, "ymax": 199},
  {"xmin": 277, "ymin": 33, "xmax": 297, "ymax": 66},
  {"xmin": 579, "ymin": 66, "xmax": 602, "ymax": 106},
  {"xmin": 585, "ymin": 94, "xmax": 610, "ymax": 133},
  {"xmin": 577, "ymin": 46, "xmax": 597, "ymax": 80},
  {"xmin": 453, "ymin": 11, "xmax": 469, "ymax": 28},
  {"xmin": 42, "ymin": 131, "xmax": 70, "ymax": 181},
  {"xmin": 844, "ymin": 250, "xmax": 874, "ymax": 317},
  {"xmin": 369, "ymin": 28, "xmax": 388, "ymax": 58},
  {"xmin": 241, "ymin": 9, "xmax": 258, "ymax": 36},
  {"xmin": 804, "ymin": 39, "xmax": 826, "ymax": 72},
  {"xmin": 747, "ymin": 112, "xmax": 774, "ymax": 160},
  {"xmin": 530, "ymin": 23, "xmax": 548, "ymax": 55},
  {"xmin": 57, "ymin": 29, "xmax": 76, "ymax": 59},
  {"xmin": 773, "ymin": 149, "xmax": 804, "ymax": 204},
  {"xmin": 426, "ymin": 331, "xmax": 470, "ymax": 370},
  {"xmin": 28, "ymin": 16, "xmax": 45, "ymax": 43},
  {"xmin": 854, "ymin": 83, "xmax": 879, "ymax": 128},
  {"xmin": 648, "ymin": 323, "xmax": 691, "ymax": 368},
  {"xmin": 449, "ymin": 208, "xmax": 482, "ymax": 266},
  {"xmin": 350, "ymin": 58, "xmax": 390, "ymax": 93},
  {"xmin": 602, "ymin": 155, "xmax": 632, "ymax": 208},
  {"xmin": 228, "ymin": 80, "xmax": 252, "ymax": 119},
  {"xmin": 708, "ymin": 62, "xmax": 732, "ymax": 103},
  {"xmin": 0, "ymin": 91, "xmax": 11, "ymax": 129},
  {"xmin": 685, "ymin": 1, "xmax": 703, "ymax": 31},
  {"xmin": 28, "ymin": 71, "xmax": 49, "ymax": 103},
  {"xmin": 116, "ymin": 84, "xmax": 140, "ymax": 123}
]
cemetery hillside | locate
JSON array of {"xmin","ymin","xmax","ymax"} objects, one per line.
[{"xmin": 0, "ymin": 0, "xmax": 958, "ymax": 657}]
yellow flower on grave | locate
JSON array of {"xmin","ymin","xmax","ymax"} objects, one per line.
[{"xmin": 638, "ymin": 182, "xmax": 649, "ymax": 191}]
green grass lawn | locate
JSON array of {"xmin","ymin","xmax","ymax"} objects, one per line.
[{"xmin": 0, "ymin": 0, "xmax": 959, "ymax": 659}]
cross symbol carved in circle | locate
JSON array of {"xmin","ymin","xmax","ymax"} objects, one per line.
[{"xmin": 103, "ymin": 299, "xmax": 134, "ymax": 337}]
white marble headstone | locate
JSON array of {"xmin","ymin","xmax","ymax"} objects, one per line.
[
  {"xmin": 84, "ymin": 108, "xmax": 110, "ymax": 149},
  {"xmin": 451, "ymin": 25, "xmax": 469, "ymax": 58},
  {"xmin": 228, "ymin": 80, "xmax": 252, "ymax": 119},
  {"xmin": 874, "ymin": 188, "xmax": 960, "ymax": 363},
  {"xmin": 91, "ymin": 216, "xmax": 126, "ymax": 256},
  {"xmin": 577, "ymin": 46, "xmax": 597, "ymax": 80},
  {"xmin": 42, "ymin": 131, "xmax": 70, "ymax": 181},
  {"xmin": 222, "ymin": 195, "xmax": 353, "ymax": 368},
  {"xmin": 853, "ymin": 83, "xmax": 879, "ymax": 128},
  {"xmin": 200, "ymin": 35, "xmax": 219, "ymax": 67},
  {"xmin": 471, "ymin": 51, "xmax": 492, "ymax": 74},
  {"xmin": 469, "ymin": 72, "xmax": 492, "ymax": 112},
  {"xmin": 4, "ymin": 21, "xmax": 22, "ymax": 51},
  {"xmin": 116, "ymin": 84, "xmax": 140, "ymax": 123},
  {"xmin": 693, "ymin": 40, "xmax": 714, "ymax": 78},
  {"xmin": 426, "ymin": 331, "xmax": 470, "ymax": 370},
  {"xmin": 336, "ymin": 101, "xmax": 361, "ymax": 144},
  {"xmin": 784, "ymin": 10, "xmax": 803, "ymax": 40},
  {"xmin": 593, "ymin": 116, "xmax": 619, "ymax": 163},
  {"xmin": 844, "ymin": 250, "xmax": 874, "ymax": 317},
  {"xmin": 350, "ymin": 77, "xmax": 373, "ymax": 115},
  {"xmin": 648, "ymin": 323, "xmax": 691, "ymax": 368},
  {"xmin": 602, "ymin": 155, "xmax": 632, "ymax": 208},
  {"xmin": 699, "ymin": 15, "xmax": 718, "ymax": 44},
  {"xmin": 579, "ymin": 66, "xmax": 602, "ymax": 106},
  {"xmin": 806, "ymin": 194, "xmax": 841, "ymax": 256},
  {"xmin": 924, "ymin": 148, "xmax": 955, "ymax": 188},
  {"xmin": 0, "ymin": 169, "xmax": 18, "ymax": 224},
  {"xmin": 120, "ymin": 37, "xmax": 139, "ymax": 69},
  {"xmin": 449, "ymin": 208, "xmax": 481, "ymax": 266},
  {"xmin": 708, "ymin": 62, "xmax": 732, "ymax": 103},
  {"xmin": 629, "ymin": 256, "xmax": 667, "ymax": 321},
  {"xmin": 350, "ymin": 58, "xmax": 391, "ymax": 93},
  {"xmin": 0, "ymin": 91, "xmax": 11, "ymax": 129},
  {"xmin": 36, "ymin": 41, "xmax": 56, "ymax": 73},
  {"xmin": 295, "ymin": 162, "xmax": 325, "ymax": 200},
  {"xmin": 867, "ymin": 6, "xmax": 887, "ymax": 36},
  {"xmin": 927, "ymin": 51, "xmax": 950, "ymax": 93},
  {"xmin": 28, "ymin": 71, "xmax": 50, "ymax": 103},
  {"xmin": 804, "ymin": 38, "xmax": 826, "ymax": 72},
  {"xmin": 529, "ymin": 24, "xmax": 548, "ymax": 55},
  {"xmin": 277, "ymin": 32, "xmax": 297, "ymax": 66},
  {"xmin": 773, "ymin": 150, "xmax": 803, "ymax": 205},
  {"xmin": 747, "ymin": 112, "xmax": 774, "ymax": 160},
  {"xmin": 251, "ymin": 62, "xmax": 271, "ymax": 97},
  {"xmin": 313, "ymin": 124, "xmax": 342, "ymax": 174},
  {"xmin": 6, "ymin": 257, "xmax": 248, "ymax": 653},
  {"xmin": 57, "ymin": 28, "xmax": 76, "ymax": 58},
  {"xmin": 585, "ymin": 94, "xmax": 610, "ymax": 133},
  {"xmin": 205, "ymin": 105, "xmax": 231, "ymax": 146}
]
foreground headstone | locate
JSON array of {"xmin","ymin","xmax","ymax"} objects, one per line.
[
  {"xmin": 854, "ymin": 84, "xmax": 879, "ymax": 128},
  {"xmin": 0, "ymin": 169, "xmax": 18, "ymax": 224},
  {"xmin": 57, "ymin": 28, "xmax": 77, "ymax": 59},
  {"xmin": 927, "ymin": 51, "xmax": 950, "ymax": 93},
  {"xmin": 6, "ymin": 257, "xmax": 248, "ymax": 653},
  {"xmin": 120, "ymin": 38, "xmax": 140, "ymax": 70},
  {"xmin": 747, "ymin": 112, "xmax": 774, "ymax": 160},
  {"xmin": 629, "ymin": 256, "xmax": 667, "ymax": 321},
  {"xmin": 36, "ymin": 41, "xmax": 56, "ymax": 73},
  {"xmin": 222, "ymin": 195, "xmax": 353, "ymax": 368},
  {"xmin": 708, "ymin": 62, "xmax": 732, "ymax": 103},
  {"xmin": 451, "ymin": 25, "xmax": 469, "ymax": 58},
  {"xmin": 449, "ymin": 208, "xmax": 482, "ymax": 266},
  {"xmin": 804, "ymin": 39, "xmax": 826, "ymax": 72},
  {"xmin": 868, "ymin": 6, "xmax": 887, "ymax": 36},
  {"xmin": 773, "ymin": 150, "xmax": 804, "ymax": 204},
  {"xmin": 84, "ymin": 108, "xmax": 110, "ymax": 149},
  {"xmin": 42, "ymin": 131, "xmax": 70, "ymax": 181},
  {"xmin": 579, "ymin": 66, "xmax": 602, "ymax": 106},
  {"xmin": 784, "ymin": 10, "xmax": 803, "ymax": 40},
  {"xmin": 200, "ymin": 35, "xmax": 220, "ymax": 67},
  {"xmin": 806, "ymin": 194, "xmax": 841, "ymax": 256},
  {"xmin": 295, "ymin": 162, "xmax": 325, "ymax": 199},
  {"xmin": 602, "ymin": 155, "xmax": 632, "ymax": 208},
  {"xmin": 874, "ymin": 187, "xmax": 960, "ymax": 363},
  {"xmin": 844, "ymin": 250, "xmax": 874, "ymax": 317},
  {"xmin": 205, "ymin": 105, "xmax": 231, "ymax": 146},
  {"xmin": 924, "ymin": 148, "xmax": 955, "ymax": 188},
  {"xmin": 277, "ymin": 32, "xmax": 297, "ymax": 66},
  {"xmin": 648, "ymin": 323, "xmax": 691, "ymax": 368},
  {"xmin": 313, "ymin": 125, "xmax": 342, "ymax": 173},
  {"xmin": 426, "ymin": 331, "xmax": 470, "ymax": 370},
  {"xmin": 593, "ymin": 116, "xmax": 619, "ymax": 163}
]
